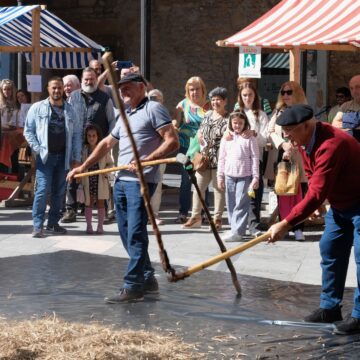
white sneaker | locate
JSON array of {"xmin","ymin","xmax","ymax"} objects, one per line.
[
  {"xmin": 294, "ymin": 229, "xmax": 305, "ymax": 241},
  {"xmin": 223, "ymin": 232, "xmax": 243, "ymax": 242},
  {"xmin": 221, "ymin": 231, "xmax": 233, "ymax": 241}
]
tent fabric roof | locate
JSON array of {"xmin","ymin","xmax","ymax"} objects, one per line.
[
  {"xmin": 0, "ymin": 5, "xmax": 104, "ymax": 69},
  {"xmin": 262, "ymin": 53, "xmax": 289, "ymax": 69},
  {"xmin": 220, "ymin": 0, "xmax": 360, "ymax": 49}
]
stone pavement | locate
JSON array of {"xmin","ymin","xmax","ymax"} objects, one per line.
[{"xmin": 0, "ymin": 173, "xmax": 356, "ymax": 288}]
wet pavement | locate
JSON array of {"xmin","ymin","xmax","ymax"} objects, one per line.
[
  {"xmin": 0, "ymin": 175, "xmax": 359, "ymax": 358},
  {"xmin": 0, "ymin": 251, "xmax": 359, "ymax": 359}
]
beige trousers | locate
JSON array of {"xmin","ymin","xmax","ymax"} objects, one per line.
[
  {"xmin": 191, "ymin": 168, "xmax": 225, "ymax": 221},
  {"xmin": 150, "ymin": 163, "xmax": 166, "ymax": 217}
]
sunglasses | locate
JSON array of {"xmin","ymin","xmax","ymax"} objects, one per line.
[{"xmin": 281, "ymin": 89, "xmax": 293, "ymax": 96}]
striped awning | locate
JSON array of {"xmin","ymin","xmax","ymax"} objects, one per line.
[
  {"xmin": 262, "ymin": 53, "xmax": 289, "ymax": 69},
  {"xmin": 0, "ymin": 5, "xmax": 104, "ymax": 69},
  {"xmin": 218, "ymin": 0, "xmax": 360, "ymax": 49}
]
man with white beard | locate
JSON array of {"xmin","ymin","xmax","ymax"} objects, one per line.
[{"xmin": 61, "ymin": 67, "xmax": 115, "ymax": 223}]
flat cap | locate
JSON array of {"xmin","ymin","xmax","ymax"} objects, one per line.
[
  {"xmin": 276, "ymin": 104, "xmax": 314, "ymax": 126},
  {"xmin": 118, "ymin": 73, "xmax": 146, "ymax": 85}
]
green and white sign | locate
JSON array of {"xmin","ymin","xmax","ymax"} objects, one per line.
[{"xmin": 239, "ymin": 46, "xmax": 261, "ymax": 78}]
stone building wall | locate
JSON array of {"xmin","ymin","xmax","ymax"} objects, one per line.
[
  {"xmin": 328, "ymin": 51, "xmax": 360, "ymax": 102},
  {"xmin": 18, "ymin": 0, "xmax": 360, "ymax": 112}
]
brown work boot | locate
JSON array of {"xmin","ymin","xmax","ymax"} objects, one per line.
[
  {"xmin": 182, "ymin": 217, "xmax": 202, "ymax": 229},
  {"xmin": 61, "ymin": 209, "xmax": 77, "ymax": 223}
]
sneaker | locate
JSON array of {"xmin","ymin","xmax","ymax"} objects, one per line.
[
  {"xmin": 249, "ymin": 229, "xmax": 263, "ymax": 238},
  {"xmin": 222, "ymin": 231, "xmax": 233, "ymax": 240},
  {"xmin": 294, "ymin": 229, "xmax": 305, "ymax": 241},
  {"xmin": 334, "ymin": 315, "xmax": 360, "ymax": 335},
  {"xmin": 304, "ymin": 306, "xmax": 343, "ymax": 323},
  {"xmin": 61, "ymin": 209, "xmax": 77, "ymax": 223},
  {"xmin": 225, "ymin": 234, "xmax": 244, "ymax": 242},
  {"xmin": 104, "ymin": 288, "xmax": 144, "ymax": 304},
  {"xmin": 144, "ymin": 277, "xmax": 159, "ymax": 294},
  {"xmin": 32, "ymin": 228, "xmax": 44, "ymax": 238},
  {"xmin": 222, "ymin": 231, "xmax": 244, "ymax": 242},
  {"xmin": 45, "ymin": 224, "xmax": 67, "ymax": 235},
  {"xmin": 182, "ymin": 217, "xmax": 202, "ymax": 229},
  {"xmin": 104, "ymin": 210, "xmax": 116, "ymax": 225},
  {"xmin": 175, "ymin": 214, "xmax": 188, "ymax": 224}
]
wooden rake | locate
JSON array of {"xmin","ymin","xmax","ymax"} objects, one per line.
[{"xmin": 102, "ymin": 52, "xmax": 266, "ymax": 294}]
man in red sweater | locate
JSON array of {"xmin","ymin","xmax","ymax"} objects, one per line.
[{"xmin": 269, "ymin": 104, "xmax": 360, "ymax": 335}]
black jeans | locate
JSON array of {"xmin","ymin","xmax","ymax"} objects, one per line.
[
  {"xmin": 65, "ymin": 178, "xmax": 78, "ymax": 211},
  {"xmin": 248, "ymin": 161, "xmax": 264, "ymax": 232}
]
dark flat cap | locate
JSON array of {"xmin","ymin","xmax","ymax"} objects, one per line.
[
  {"xmin": 276, "ymin": 104, "xmax": 314, "ymax": 126},
  {"xmin": 118, "ymin": 73, "xmax": 146, "ymax": 85}
]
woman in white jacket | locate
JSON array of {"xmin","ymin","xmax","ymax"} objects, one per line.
[{"xmin": 267, "ymin": 81, "xmax": 308, "ymax": 241}]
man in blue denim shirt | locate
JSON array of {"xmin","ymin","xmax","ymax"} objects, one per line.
[
  {"xmin": 24, "ymin": 77, "xmax": 81, "ymax": 238},
  {"xmin": 67, "ymin": 73, "xmax": 179, "ymax": 303}
]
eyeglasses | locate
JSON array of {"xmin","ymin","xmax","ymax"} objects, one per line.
[{"xmin": 281, "ymin": 89, "xmax": 293, "ymax": 96}]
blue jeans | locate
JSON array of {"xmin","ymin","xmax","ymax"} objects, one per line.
[
  {"xmin": 225, "ymin": 175, "xmax": 252, "ymax": 236},
  {"xmin": 178, "ymin": 146, "xmax": 192, "ymax": 216},
  {"xmin": 114, "ymin": 180, "xmax": 157, "ymax": 291},
  {"xmin": 32, "ymin": 153, "xmax": 67, "ymax": 230},
  {"xmin": 319, "ymin": 206, "xmax": 360, "ymax": 319}
]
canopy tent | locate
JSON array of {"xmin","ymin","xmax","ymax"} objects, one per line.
[
  {"xmin": 263, "ymin": 53, "xmax": 289, "ymax": 69},
  {"xmin": 217, "ymin": 0, "xmax": 360, "ymax": 81},
  {"xmin": 0, "ymin": 5, "xmax": 104, "ymax": 70},
  {"xmin": 0, "ymin": 5, "xmax": 105, "ymax": 207}
]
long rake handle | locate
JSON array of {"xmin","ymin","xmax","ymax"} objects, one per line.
[
  {"xmin": 170, "ymin": 232, "xmax": 270, "ymax": 281},
  {"xmin": 74, "ymin": 157, "xmax": 177, "ymax": 178}
]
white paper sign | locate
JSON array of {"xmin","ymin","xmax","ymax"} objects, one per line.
[
  {"xmin": 26, "ymin": 75, "xmax": 42, "ymax": 92},
  {"xmin": 239, "ymin": 46, "xmax": 261, "ymax": 78}
]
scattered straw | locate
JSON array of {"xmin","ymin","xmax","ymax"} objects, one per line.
[{"xmin": 0, "ymin": 315, "xmax": 203, "ymax": 359}]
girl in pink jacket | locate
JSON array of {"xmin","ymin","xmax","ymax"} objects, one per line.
[{"xmin": 217, "ymin": 111, "xmax": 259, "ymax": 242}]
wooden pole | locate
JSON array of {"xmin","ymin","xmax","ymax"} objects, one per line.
[
  {"xmin": 289, "ymin": 47, "xmax": 301, "ymax": 83},
  {"xmin": 171, "ymin": 233, "xmax": 270, "ymax": 281},
  {"xmin": 185, "ymin": 168, "xmax": 242, "ymax": 294},
  {"xmin": 31, "ymin": 6, "xmax": 41, "ymax": 103},
  {"xmin": 74, "ymin": 157, "xmax": 177, "ymax": 178}
]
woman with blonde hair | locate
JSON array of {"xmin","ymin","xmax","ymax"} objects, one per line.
[
  {"xmin": 0, "ymin": 79, "xmax": 18, "ymax": 129},
  {"xmin": 267, "ymin": 81, "xmax": 308, "ymax": 241},
  {"xmin": 172, "ymin": 76, "xmax": 210, "ymax": 224},
  {"xmin": 0, "ymin": 79, "xmax": 21, "ymax": 174}
]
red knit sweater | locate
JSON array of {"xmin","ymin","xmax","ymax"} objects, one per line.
[{"xmin": 286, "ymin": 122, "xmax": 360, "ymax": 226}]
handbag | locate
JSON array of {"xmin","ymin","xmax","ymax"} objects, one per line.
[
  {"xmin": 274, "ymin": 160, "xmax": 300, "ymax": 196},
  {"xmin": 192, "ymin": 151, "xmax": 209, "ymax": 172},
  {"xmin": 76, "ymin": 183, "xmax": 85, "ymax": 204}
]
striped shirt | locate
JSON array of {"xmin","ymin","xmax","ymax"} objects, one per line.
[{"xmin": 217, "ymin": 133, "xmax": 259, "ymax": 180}]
